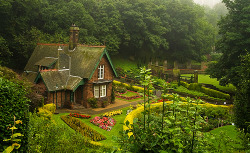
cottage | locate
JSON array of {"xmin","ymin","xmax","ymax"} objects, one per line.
[{"xmin": 24, "ymin": 25, "xmax": 117, "ymax": 108}]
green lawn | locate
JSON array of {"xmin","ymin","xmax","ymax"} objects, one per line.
[
  {"xmin": 120, "ymin": 91, "xmax": 138, "ymax": 97},
  {"xmin": 53, "ymin": 107, "xmax": 130, "ymax": 148},
  {"xmin": 111, "ymin": 56, "xmax": 139, "ymax": 71},
  {"xmin": 182, "ymin": 74, "xmax": 236, "ymax": 93},
  {"xmin": 209, "ymin": 125, "xmax": 243, "ymax": 151}
]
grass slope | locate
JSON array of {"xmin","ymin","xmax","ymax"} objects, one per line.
[{"xmin": 209, "ymin": 125, "xmax": 243, "ymax": 151}]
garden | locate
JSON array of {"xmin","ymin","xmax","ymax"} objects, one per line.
[{"xmin": 1, "ymin": 66, "xmax": 250, "ymax": 153}]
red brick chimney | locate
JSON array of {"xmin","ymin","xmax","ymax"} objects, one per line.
[{"xmin": 69, "ymin": 24, "xmax": 79, "ymax": 50}]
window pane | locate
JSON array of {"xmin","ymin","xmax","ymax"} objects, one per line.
[
  {"xmin": 94, "ymin": 86, "xmax": 99, "ymax": 98},
  {"xmin": 100, "ymin": 85, "xmax": 106, "ymax": 97},
  {"xmin": 98, "ymin": 65, "xmax": 104, "ymax": 79}
]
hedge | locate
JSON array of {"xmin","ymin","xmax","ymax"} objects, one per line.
[
  {"xmin": 113, "ymin": 80, "xmax": 152, "ymax": 93},
  {"xmin": 180, "ymin": 81, "xmax": 230, "ymax": 100},
  {"xmin": 60, "ymin": 115, "xmax": 106, "ymax": 141},
  {"xmin": 0, "ymin": 77, "xmax": 29, "ymax": 152}
]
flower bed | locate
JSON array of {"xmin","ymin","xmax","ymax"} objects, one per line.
[
  {"xmin": 103, "ymin": 110, "xmax": 123, "ymax": 117},
  {"xmin": 90, "ymin": 116, "xmax": 116, "ymax": 131},
  {"xmin": 61, "ymin": 115, "xmax": 106, "ymax": 141},
  {"xmin": 116, "ymin": 90, "xmax": 142, "ymax": 100},
  {"xmin": 69, "ymin": 113, "xmax": 91, "ymax": 119}
]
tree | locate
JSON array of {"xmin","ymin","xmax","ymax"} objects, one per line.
[
  {"xmin": 207, "ymin": 0, "xmax": 250, "ymax": 87},
  {"xmin": 234, "ymin": 53, "xmax": 250, "ymax": 132}
]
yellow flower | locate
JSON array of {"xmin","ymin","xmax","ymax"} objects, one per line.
[{"xmin": 15, "ymin": 120, "xmax": 22, "ymax": 124}]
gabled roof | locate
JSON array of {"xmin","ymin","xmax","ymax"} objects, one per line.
[
  {"xmin": 24, "ymin": 44, "xmax": 117, "ymax": 91},
  {"xmin": 39, "ymin": 69, "xmax": 83, "ymax": 92},
  {"xmin": 35, "ymin": 57, "xmax": 58, "ymax": 67}
]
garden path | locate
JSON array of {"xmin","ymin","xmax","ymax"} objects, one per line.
[{"xmin": 55, "ymin": 99, "xmax": 143, "ymax": 115}]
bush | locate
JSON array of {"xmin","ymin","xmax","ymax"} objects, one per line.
[
  {"xmin": 88, "ymin": 97, "xmax": 97, "ymax": 108},
  {"xmin": 61, "ymin": 115, "xmax": 106, "ymax": 141},
  {"xmin": 28, "ymin": 113, "xmax": 106, "ymax": 153},
  {"xmin": 37, "ymin": 103, "xmax": 56, "ymax": 120},
  {"xmin": 180, "ymin": 81, "xmax": 190, "ymax": 88},
  {"xmin": 179, "ymin": 82, "xmax": 230, "ymax": 100},
  {"xmin": 201, "ymin": 87, "xmax": 230, "ymax": 100},
  {"xmin": 0, "ymin": 77, "xmax": 30, "ymax": 152}
]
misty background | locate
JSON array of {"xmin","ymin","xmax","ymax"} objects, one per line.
[{"xmin": 193, "ymin": 0, "xmax": 222, "ymax": 7}]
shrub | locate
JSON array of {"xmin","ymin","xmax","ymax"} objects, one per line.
[
  {"xmin": 179, "ymin": 82, "xmax": 230, "ymax": 100},
  {"xmin": 180, "ymin": 81, "xmax": 190, "ymax": 88},
  {"xmin": 90, "ymin": 116, "xmax": 116, "ymax": 131},
  {"xmin": 28, "ymin": 113, "xmax": 108, "ymax": 153},
  {"xmin": 37, "ymin": 103, "xmax": 56, "ymax": 120},
  {"xmin": 69, "ymin": 113, "xmax": 91, "ymax": 119},
  {"xmin": 188, "ymin": 83, "xmax": 202, "ymax": 91},
  {"xmin": 103, "ymin": 110, "xmax": 122, "ymax": 117},
  {"xmin": 0, "ymin": 77, "xmax": 29, "ymax": 152},
  {"xmin": 88, "ymin": 97, "xmax": 97, "ymax": 108},
  {"xmin": 61, "ymin": 115, "xmax": 106, "ymax": 141}
]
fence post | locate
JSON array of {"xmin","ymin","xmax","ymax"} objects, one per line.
[{"xmin": 194, "ymin": 70, "xmax": 198, "ymax": 83}]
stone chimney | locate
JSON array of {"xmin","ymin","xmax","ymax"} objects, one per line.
[{"xmin": 69, "ymin": 24, "xmax": 79, "ymax": 50}]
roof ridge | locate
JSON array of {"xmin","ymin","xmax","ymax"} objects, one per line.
[{"xmin": 40, "ymin": 69, "xmax": 58, "ymax": 72}]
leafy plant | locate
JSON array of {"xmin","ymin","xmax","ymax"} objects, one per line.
[
  {"xmin": 88, "ymin": 97, "xmax": 97, "ymax": 108},
  {"xmin": 3, "ymin": 116, "xmax": 23, "ymax": 153}
]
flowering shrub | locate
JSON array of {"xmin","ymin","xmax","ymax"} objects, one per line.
[
  {"xmin": 61, "ymin": 115, "xmax": 106, "ymax": 141},
  {"xmin": 113, "ymin": 80, "xmax": 152, "ymax": 93},
  {"xmin": 116, "ymin": 90, "xmax": 142, "ymax": 100},
  {"xmin": 69, "ymin": 113, "xmax": 91, "ymax": 119},
  {"xmin": 90, "ymin": 116, "xmax": 116, "ymax": 131},
  {"xmin": 103, "ymin": 110, "xmax": 122, "ymax": 117}
]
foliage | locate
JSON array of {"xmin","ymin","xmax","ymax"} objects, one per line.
[
  {"xmin": 28, "ymin": 113, "xmax": 106, "ymax": 153},
  {"xmin": 207, "ymin": 0, "xmax": 250, "ymax": 87},
  {"xmin": 69, "ymin": 113, "xmax": 91, "ymax": 119},
  {"xmin": 37, "ymin": 103, "xmax": 56, "ymax": 120},
  {"xmin": 0, "ymin": 77, "xmax": 29, "ymax": 152},
  {"xmin": 3, "ymin": 116, "xmax": 23, "ymax": 153},
  {"xmin": 90, "ymin": 116, "xmax": 116, "ymax": 131},
  {"xmin": 120, "ymin": 95, "xmax": 222, "ymax": 152},
  {"xmin": 88, "ymin": 97, "xmax": 97, "ymax": 108},
  {"xmin": 0, "ymin": 0, "xmax": 216, "ymax": 69},
  {"xmin": 234, "ymin": 53, "xmax": 250, "ymax": 132},
  {"xmin": 178, "ymin": 81, "xmax": 230, "ymax": 100},
  {"xmin": 181, "ymin": 74, "xmax": 236, "ymax": 93},
  {"xmin": 60, "ymin": 115, "xmax": 106, "ymax": 141},
  {"xmin": 113, "ymin": 80, "xmax": 152, "ymax": 93},
  {"xmin": 102, "ymin": 110, "xmax": 123, "ymax": 117},
  {"xmin": 116, "ymin": 90, "xmax": 142, "ymax": 100}
]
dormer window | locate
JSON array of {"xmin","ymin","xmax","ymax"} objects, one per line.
[{"xmin": 98, "ymin": 65, "xmax": 104, "ymax": 79}]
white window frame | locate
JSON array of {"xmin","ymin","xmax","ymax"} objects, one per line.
[
  {"xmin": 98, "ymin": 65, "xmax": 104, "ymax": 79},
  {"xmin": 100, "ymin": 85, "xmax": 106, "ymax": 97},
  {"xmin": 93, "ymin": 84, "xmax": 106, "ymax": 98},
  {"xmin": 94, "ymin": 85, "xmax": 99, "ymax": 98}
]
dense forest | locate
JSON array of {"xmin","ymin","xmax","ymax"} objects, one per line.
[{"xmin": 0, "ymin": 0, "xmax": 227, "ymax": 69}]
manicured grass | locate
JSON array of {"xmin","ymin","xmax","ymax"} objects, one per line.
[
  {"xmin": 111, "ymin": 56, "xmax": 139, "ymax": 71},
  {"xmin": 120, "ymin": 91, "xmax": 138, "ymax": 97},
  {"xmin": 53, "ymin": 107, "xmax": 130, "ymax": 148},
  {"xmin": 182, "ymin": 74, "xmax": 236, "ymax": 93},
  {"xmin": 209, "ymin": 125, "xmax": 243, "ymax": 151},
  {"xmin": 52, "ymin": 113, "xmax": 76, "ymax": 137}
]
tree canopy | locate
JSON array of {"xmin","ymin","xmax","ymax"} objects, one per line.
[
  {"xmin": 207, "ymin": 0, "xmax": 250, "ymax": 87},
  {"xmin": 0, "ymin": 0, "xmax": 217, "ymax": 69}
]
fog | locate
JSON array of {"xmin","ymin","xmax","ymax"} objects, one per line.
[{"xmin": 193, "ymin": 0, "xmax": 222, "ymax": 8}]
